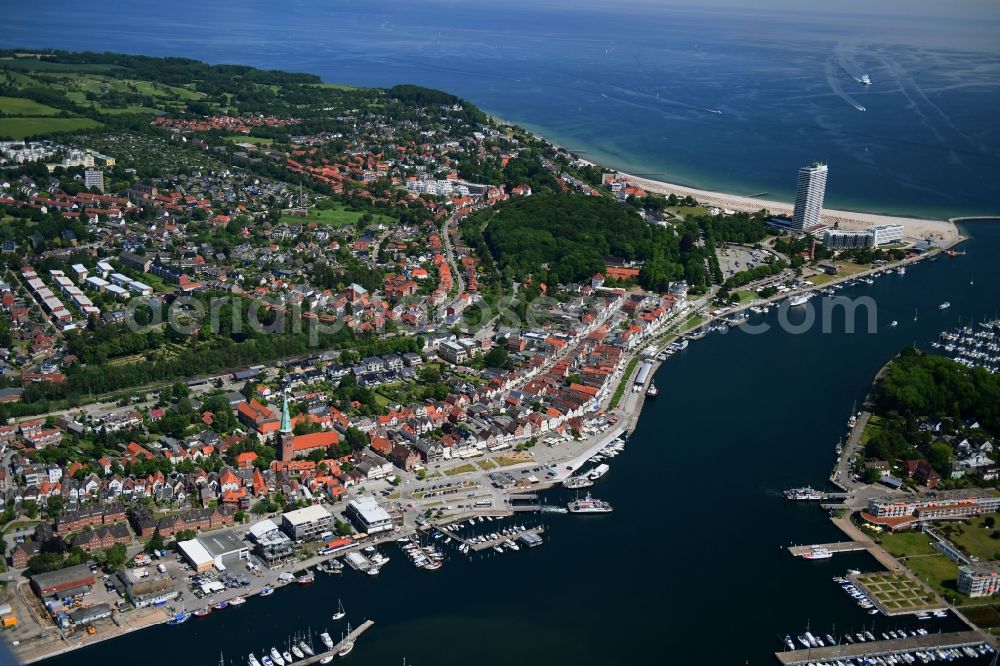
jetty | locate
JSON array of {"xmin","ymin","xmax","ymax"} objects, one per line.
[
  {"xmin": 788, "ymin": 541, "xmax": 869, "ymax": 557},
  {"xmin": 283, "ymin": 620, "xmax": 374, "ymax": 666},
  {"xmin": 775, "ymin": 630, "xmax": 986, "ymax": 665}
]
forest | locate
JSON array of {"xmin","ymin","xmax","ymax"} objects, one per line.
[
  {"xmin": 462, "ymin": 192, "xmax": 710, "ymax": 292},
  {"xmin": 875, "ymin": 348, "xmax": 1000, "ymax": 436}
]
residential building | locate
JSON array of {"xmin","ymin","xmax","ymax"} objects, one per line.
[
  {"xmin": 958, "ymin": 562, "xmax": 1000, "ymax": 597},
  {"xmin": 791, "ymin": 163, "xmax": 827, "ymax": 231},
  {"xmin": 280, "ymin": 504, "xmax": 332, "ymax": 541}
]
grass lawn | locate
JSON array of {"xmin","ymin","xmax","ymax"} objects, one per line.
[
  {"xmin": 679, "ymin": 314, "xmax": 705, "ymax": 333},
  {"xmin": 225, "ymin": 135, "xmax": 273, "ymax": 146},
  {"xmin": 0, "ymin": 95, "xmax": 60, "ymax": 116},
  {"xmin": 808, "ymin": 273, "xmax": 836, "ymax": 286},
  {"xmin": 0, "ymin": 116, "xmax": 100, "ymax": 138},
  {"xmin": 734, "ymin": 290, "xmax": 757, "ymax": 304},
  {"xmin": 903, "ymin": 554, "xmax": 960, "ymax": 599},
  {"xmin": 496, "ymin": 456, "xmax": 532, "ymax": 467},
  {"xmin": 609, "ymin": 356, "xmax": 639, "ymax": 409},
  {"xmin": 476, "ymin": 459, "xmax": 497, "ymax": 470},
  {"xmin": 281, "ymin": 204, "xmax": 394, "ymax": 228},
  {"xmin": 941, "ymin": 518, "xmax": 1000, "ymax": 562},
  {"xmin": 666, "ymin": 205, "xmax": 710, "ymax": 218},
  {"xmin": 444, "ymin": 463, "xmax": 476, "ymax": 476},
  {"xmin": 855, "ymin": 571, "xmax": 940, "ymax": 611},
  {"xmin": 876, "ymin": 530, "xmax": 939, "ymax": 558},
  {"xmin": 834, "ymin": 261, "xmax": 871, "ymax": 276}
]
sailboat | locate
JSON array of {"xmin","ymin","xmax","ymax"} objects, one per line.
[
  {"xmin": 331, "ymin": 598, "xmax": 346, "ymax": 621},
  {"xmin": 914, "ymin": 308, "xmax": 918, "ymax": 322},
  {"xmin": 971, "ymin": 273, "xmax": 975, "ymax": 286}
]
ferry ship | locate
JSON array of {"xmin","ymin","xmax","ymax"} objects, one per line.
[
  {"xmin": 784, "ymin": 486, "xmax": 823, "ymax": 501},
  {"xmin": 567, "ymin": 493, "xmax": 613, "ymax": 513},
  {"xmin": 563, "ymin": 475, "xmax": 593, "ymax": 489},
  {"xmin": 802, "ymin": 547, "xmax": 833, "ymax": 560},
  {"xmin": 860, "ymin": 73, "xmax": 872, "ymax": 85},
  {"xmin": 645, "ymin": 382, "xmax": 659, "ymax": 398}
]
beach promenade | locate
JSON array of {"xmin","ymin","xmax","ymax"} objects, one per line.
[{"xmin": 618, "ymin": 171, "xmax": 962, "ymax": 245}]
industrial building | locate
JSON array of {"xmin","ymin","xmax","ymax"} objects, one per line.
[{"xmin": 30, "ymin": 564, "xmax": 95, "ymax": 600}]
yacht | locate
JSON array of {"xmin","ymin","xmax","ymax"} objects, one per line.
[
  {"xmin": 291, "ymin": 645, "xmax": 304, "ymax": 660},
  {"xmin": 319, "ymin": 658, "xmax": 334, "ymax": 665},
  {"xmin": 860, "ymin": 73, "xmax": 872, "ymax": 85},
  {"xmin": 331, "ymin": 598, "xmax": 346, "ymax": 621},
  {"xmin": 270, "ymin": 648, "xmax": 285, "ymax": 666},
  {"xmin": 897, "ymin": 266, "xmax": 906, "ymax": 275},
  {"xmin": 789, "ymin": 293, "xmax": 812, "ymax": 307},
  {"xmin": 802, "ymin": 547, "xmax": 834, "ymax": 560},
  {"xmin": 588, "ymin": 464, "xmax": 610, "ymax": 481},
  {"xmin": 320, "ymin": 632, "xmax": 334, "ymax": 650},
  {"xmin": 939, "ymin": 301, "xmax": 951, "ymax": 310},
  {"xmin": 297, "ymin": 571, "xmax": 315, "ymax": 584},
  {"xmin": 567, "ymin": 493, "xmax": 613, "ymax": 514},
  {"xmin": 563, "ymin": 475, "xmax": 593, "ymax": 489},
  {"xmin": 249, "ymin": 654, "xmax": 262, "ymax": 666},
  {"xmin": 262, "ymin": 657, "xmax": 275, "ymax": 666},
  {"xmin": 299, "ymin": 641, "xmax": 314, "ymax": 657},
  {"xmin": 890, "ymin": 320, "xmax": 898, "ymax": 327},
  {"xmin": 259, "ymin": 585, "xmax": 274, "ymax": 597},
  {"xmin": 282, "ymin": 650, "xmax": 293, "ymax": 664},
  {"xmin": 229, "ymin": 596, "xmax": 247, "ymax": 606}
]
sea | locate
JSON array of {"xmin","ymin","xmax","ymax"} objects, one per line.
[
  {"xmin": 1, "ymin": 0, "xmax": 999, "ymax": 219},
  {"xmin": 2, "ymin": 2, "xmax": 999, "ymax": 664}
]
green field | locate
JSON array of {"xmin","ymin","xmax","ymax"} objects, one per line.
[
  {"xmin": 904, "ymin": 553, "xmax": 960, "ymax": 600},
  {"xmin": 226, "ymin": 135, "xmax": 273, "ymax": 146},
  {"xmin": 0, "ymin": 117, "xmax": 100, "ymax": 139},
  {"xmin": 0, "ymin": 95, "xmax": 60, "ymax": 116},
  {"xmin": 280, "ymin": 204, "xmax": 393, "ymax": 228},
  {"xmin": 876, "ymin": 530, "xmax": 940, "ymax": 558},
  {"xmin": 939, "ymin": 518, "xmax": 1000, "ymax": 562}
]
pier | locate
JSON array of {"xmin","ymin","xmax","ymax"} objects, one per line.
[
  {"xmin": 288, "ymin": 620, "xmax": 374, "ymax": 666},
  {"xmin": 788, "ymin": 541, "xmax": 869, "ymax": 557},
  {"xmin": 469, "ymin": 526, "xmax": 545, "ymax": 553},
  {"xmin": 774, "ymin": 630, "xmax": 986, "ymax": 665}
]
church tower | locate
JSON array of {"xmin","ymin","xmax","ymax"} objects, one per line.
[{"xmin": 277, "ymin": 392, "xmax": 295, "ymax": 462}]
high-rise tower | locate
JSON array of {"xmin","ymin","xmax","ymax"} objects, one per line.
[{"xmin": 792, "ymin": 163, "xmax": 828, "ymax": 231}]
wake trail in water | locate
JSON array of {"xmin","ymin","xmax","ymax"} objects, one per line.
[
  {"xmin": 825, "ymin": 58, "xmax": 866, "ymax": 111},
  {"xmin": 604, "ymin": 83, "xmax": 723, "ymax": 116}
]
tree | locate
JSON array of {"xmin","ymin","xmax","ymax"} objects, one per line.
[
  {"xmin": 863, "ymin": 467, "xmax": 883, "ymax": 484},
  {"xmin": 104, "ymin": 543, "xmax": 128, "ymax": 571},
  {"xmin": 145, "ymin": 530, "xmax": 165, "ymax": 554}
]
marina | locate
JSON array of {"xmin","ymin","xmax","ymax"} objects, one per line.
[{"xmin": 775, "ymin": 630, "xmax": 990, "ymax": 665}]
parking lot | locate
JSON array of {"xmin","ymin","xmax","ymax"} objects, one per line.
[{"xmin": 717, "ymin": 245, "xmax": 770, "ymax": 279}]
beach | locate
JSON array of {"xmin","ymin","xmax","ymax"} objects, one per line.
[{"xmin": 618, "ymin": 171, "xmax": 963, "ymax": 246}]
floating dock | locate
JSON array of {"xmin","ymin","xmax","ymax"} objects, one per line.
[{"xmin": 775, "ymin": 630, "xmax": 986, "ymax": 665}]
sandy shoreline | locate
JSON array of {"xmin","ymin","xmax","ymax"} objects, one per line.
[{"xmin": 617, "ymin": 171, "xmax": 962, "ymax": 246}]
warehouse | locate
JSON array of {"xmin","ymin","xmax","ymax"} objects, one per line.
[
  {"xmin": 177, "ymin": 538, "xmax": 215, "ymax": 573},
  {"xmin": 30, "ymin": 564, "xmax": 95, "ymax": 600}
]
